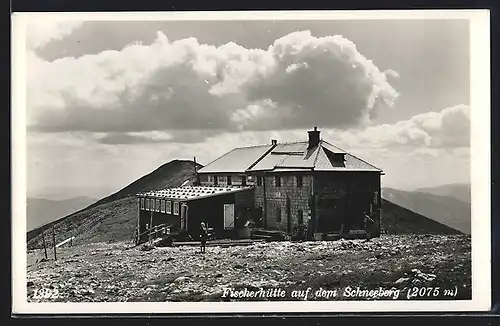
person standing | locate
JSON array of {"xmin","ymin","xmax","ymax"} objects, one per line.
[
  {"xmin": 364, "ymin": 212, "xmax": 375, "ymax": 241},
  {"xmin": 200, "ymin": 221, "xmax": 208, "ymax": 253}
]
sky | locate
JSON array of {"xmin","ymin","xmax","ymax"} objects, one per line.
[{"xmin": 24, "ymin": 17, "xmax": 471, "ymax": 199}]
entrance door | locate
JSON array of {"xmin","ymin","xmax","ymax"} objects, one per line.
[
  {"xmin": 180, "ymin": 204, "xmax": 187, "ymax": 230},
  {"xmin": 224, "ymin": 204, "xmax": 235, "ymax": 230}
]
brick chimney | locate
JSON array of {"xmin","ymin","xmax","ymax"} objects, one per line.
[
  {"xmin": 271, "ymin": 139, "xmax": 278, "ymax": 145},
  {"xmin": 307, "ymin": 126, "xmax": 320, "ymax": 149}
]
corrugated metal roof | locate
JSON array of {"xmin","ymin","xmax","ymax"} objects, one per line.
[
  {"xmin": 197, "ymin": 145, "xmax": 274, "ymax": 173},
  {"xmin": 137, "ymin": 185, "xmax": 254, "ymax": 201},
  {"xmin": 315, "ymin": 144, "xmax": 382, "ymax": 171}
]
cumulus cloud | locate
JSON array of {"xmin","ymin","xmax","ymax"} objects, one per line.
[
  {"xmin": 27, "ymin": 30, "xmax": 399, "ymax": 141},
  {"xmin": 329, "ymin": 104, "xmax": 470, "ymax": 150}
]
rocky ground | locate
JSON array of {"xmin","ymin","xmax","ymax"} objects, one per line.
[{"xmin": 26, "ymin": 234, "xmax": 471, "ymax": 302}]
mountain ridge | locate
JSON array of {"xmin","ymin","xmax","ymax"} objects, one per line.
[
  {"xmin": 27, "ymin": 160, "xmax": 201, "ymax": 246},
  {"xmin": 27, "ymin": 196, "xmax": 97, "ymax": 232},
  {"xmin": 415, "ymin": 183, "xmax": 471, "ymax": 203},
  {"xmin": 381, "ymin": 187, "xmax": 471, "ymax": 234}
]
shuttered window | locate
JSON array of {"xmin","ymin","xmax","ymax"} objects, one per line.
[
  {"xmin": 297, "ymin": 176, "xmax": 303, "ymax": 188},
  {"xmin": 156, "ymin": 199, "xmax": 160, "ymax": 212},
  {"xmin": 173, "ymin": 202, "xmax": 179, "ymax": 215},
  {"xmin": 166, "ymin": 201, "xmax": 172, "ymax": 214},
  {"xmin": 145, "ymin": 198, "xmax": 150, "ymax": 211}
]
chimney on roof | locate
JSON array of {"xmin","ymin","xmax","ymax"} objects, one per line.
[
  {"xmin": 271, "ymin": 139, "xmax": 278, "ymax": 145},
  {"xmin": 308, "ymin": 126, "xmax": 320, "ymax": 149}
]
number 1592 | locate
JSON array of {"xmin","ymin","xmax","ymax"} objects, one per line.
[{"xmin": 33, "ymin": 288, "xmax": 59, "ymax": 299}]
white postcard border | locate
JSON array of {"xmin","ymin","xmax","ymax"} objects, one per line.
[{"xmin": 11, "ymin": 9, "xmax": 491, "ymax": 314}]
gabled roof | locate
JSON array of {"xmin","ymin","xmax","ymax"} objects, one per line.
[
  {"xmin": 137, "ymin": 185, "xmax": 254, "ymax": 201},
  {"xmin": 197, "ymin": 139, "xmax": 382, "ymax": 174},
  {"xmin": 197, "ymin": 144, "xmax": 274, "ymax": 173}
]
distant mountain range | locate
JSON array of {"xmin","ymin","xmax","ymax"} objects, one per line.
[
  {"xmin": 27, "ymin": 159, "xmax": 463, "ymax": 249},
  {"xmin": 382, "ymin": 185, "xmax": 471, "ymax": 234},
  {"xmin": 415, "ymin": 183, "xmax": 471, "ymax": 203},
  {"xmin": 27, "ymin": 196, "xmax": 97, "ymax": 232}
]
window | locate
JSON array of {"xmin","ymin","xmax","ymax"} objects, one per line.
[
  {"xmin": 166, "ymin": 200, "xmax": 172, "ymax": 214},
  {"xmin": 227, "ymin": 176, "xmax": 232, "ymax": 185},
  {"xmin": 160, "ymin": 200, "xmax": 166, "ymax": 213},
  {"xmin": 297, "ymin": 210, "xmax": 304, "ymax": 225},
  {"xmin": 275, "ymin": 175, "xmax": 281, "ymax": 187},
  {"xmin": 208, "ymin": 175, "xmax": 213, "ymax": 183},
  {"xmin": 276, "ymin": 206, "xmax": 282, "ymax": 223},
  {"xmin": 173, "ymin": 202, "xmax": 179, "ymax": 215},
  {"xmin": 247, "ymin": 175, "xmax": 254, "ymax": 184},
  {"xmin": 213, "ymin": 175, "xmax": 218, "ymax": 186},
  {"xmin": 145, "ymin": 198, "xmax": 150, "ymax": 211},
  {"xmin": 140, "ymin": 198, "xmax": 145, "ymax": 210},
  {"xmin": 218, "ymin": 176, "xmax": 227, "ymax": 184},
  {"xmin": 242, "ymin": 176, "xmax": 246, "ymax": 186},
  {"xmin": 150, "ymin": 199, "xmax": 155, "ymax": 211},
  {"xmin": 156, "ymin": 199, "xmax": 160, "ymax": 212},
  {"xmin": 297, "ymin": 176, "xmax": 303, "ymax": 188},
  {"xmin": 257, "ymin": 176, "xmax": 262, "ymax": 186}
]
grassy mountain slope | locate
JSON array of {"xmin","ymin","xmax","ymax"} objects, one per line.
[
  {"xmin": 27, "ymin": 196, "xmax": 97, "ymax": 232},
  {"xmin": 27, "ymin": 160, "xmax": 200, "ymax": 248},
  {"xmin": 382, "ymin": 187, "xmax": 471, "ymax": 234},
  {"xmin": 416, "ymin": 183, "xmax": 471, "ymax": 203}
]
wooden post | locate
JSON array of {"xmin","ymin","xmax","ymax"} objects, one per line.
[
  {"xmin": 136, "ymin": 197, "xmax": 141, "ymax": 245},
  {"xmin": 41, "ymin": 228, "xmax": 48, "ymax": 260},
  {"xmin": 149, "ymin": 210, "xmax": 153, "ymax": 244},
  {"xmin": 52, "ymin": 224, "xmax": 57, "ymax": 261}
]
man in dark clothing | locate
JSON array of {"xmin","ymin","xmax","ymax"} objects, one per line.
[
  {"xmin": 364, "ymin": 212, "xmax": 375, "ymax": 241},
  {"xmin": 200, "ymin": 222, "xmax": 208, "ymax": 253}
]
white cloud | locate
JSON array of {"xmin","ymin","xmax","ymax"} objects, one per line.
[
  {"xmin": 27, "ymin": 30, "xmax": 399, "ymax": 141},
  {"xmin": 326, "ymin": 104, "xmax": 470, "ymax": 150},
  {"xmin": 27, "ymin": 19, "xmax": 83, "ymax": 50}
]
